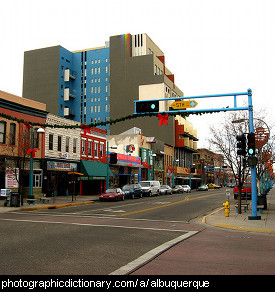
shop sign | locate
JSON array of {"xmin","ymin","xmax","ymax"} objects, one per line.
[
  {"xmin": 117, "ymin": 154, "xmax": 141, "ymax": 165},
  {"xmin": 5, "ymin": 168, "xmax": 19, "ymax": 188},
  {"xmin": 47, "ymin": 161, "xmax": 77, "ymax": 171}
]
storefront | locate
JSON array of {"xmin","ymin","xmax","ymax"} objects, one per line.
[
  {"xmin": 79, "ymin": 160, "xmax": 113, "ymax": 195},
  {"xmin": 109, "ymin": 154, "xmax": 142, "ymax": 188},
  {"xmin": 43, "ymin": 159, "xmax": 79, "ymax": 197}
]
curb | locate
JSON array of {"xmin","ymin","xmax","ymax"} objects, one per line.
[{"xmin": 20, "ymin": 200, "xmax": 94, "ymax": 211}]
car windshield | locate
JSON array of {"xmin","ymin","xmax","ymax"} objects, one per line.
[
  {"xmin": 139, "ymin": 182, "xmax": 150, "ymax": 187},
  {"xmin": 161, "ymin": 185, "xmax": 167, "ymax": 189},
  {"xmin": 105, "ymin": 188, "xmax": 117, "ymax": 193},
  {"xmin": 122, "ymin": 185, "xmax": 133, "ymax": 191},
  {"xmin": 182, "ymin": 185, "xmax": 189, "ymax": 188}
]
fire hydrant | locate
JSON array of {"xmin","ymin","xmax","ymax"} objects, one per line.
[{"xmin": 223, "ymin": 201, "xmax": 230, "ymax": 217}]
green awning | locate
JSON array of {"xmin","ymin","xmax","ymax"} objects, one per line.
[{"xmin": 80, "ymin": 160, "xmax": 113, "ymax": 180}]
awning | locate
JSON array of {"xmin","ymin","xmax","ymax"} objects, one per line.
[{"xmin": 80, "ymin": 160, "xmax": 113, "ymax": 180}]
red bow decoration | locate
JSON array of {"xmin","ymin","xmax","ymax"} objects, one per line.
[
  {"xmin": 81, "ymin": 125, "xmax": 91, "ymax": 135},
  {"xmin": 27, "ymin": 148, "xmax": 37, "ymax": 158},
  {"xmin": 143, "ymin": 161, "xmax": 149, "ymax": 168},
  {"xmin": 158, "ymin": 113, "xmax": 168, "ymax": 127},
  {"xmin": 24, "ymin": 123, "xmax": 31, "ymax": 131},
  {"xmin": 168, "ymin": 165, "xmax": 176, "ymax": 173}
]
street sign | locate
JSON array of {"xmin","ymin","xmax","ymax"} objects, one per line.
[{"xmin": 170, "ymin": 100, "xmax": 198, "ymax": 110}]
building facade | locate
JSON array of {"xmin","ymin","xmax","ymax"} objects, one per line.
[
  {"xmin": 0, "ymin": 90, "xmax": 47, "ymax": 198},
  {"xmin": 23, "ymin": 45, "xmax": 110, "ymax": 131},
  {"xmin": 43, "ymin": 113, "xmax": 81, "ymax": 197}
]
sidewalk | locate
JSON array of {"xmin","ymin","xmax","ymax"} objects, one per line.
[
  {"xmin": 0, "ymin": 195, "xmax": 98, "ymax": 212},
  {"xmin": 203, "ymin": 186, "xmax": 275, "ymax": 234}
]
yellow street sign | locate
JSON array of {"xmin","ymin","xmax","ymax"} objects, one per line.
[{"xmin": 170, "ymin": 100, "xmax": 198, "ymax": 110}]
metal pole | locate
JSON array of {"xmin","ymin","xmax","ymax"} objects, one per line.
[
  {"xmin": 106, "ymin": 141, "xmax": 109, "ymax": 190},
  {"xmin": 189, "ymin": 161, "xmax": 191, "ymax": 188},
  {"xmin": 29, "ymin": 126, "xmax": 34, "ymax": 199},
  {"xmin": 247, "ymin": 89, "xmax": 261, "ymax": 220}
]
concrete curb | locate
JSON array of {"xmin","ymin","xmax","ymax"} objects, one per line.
[{"xmin": 20, "ymin": 200, "xmax": 95, "ymax": 211}]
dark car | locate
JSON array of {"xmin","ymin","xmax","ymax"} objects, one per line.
[
  {"xmin": 122, "ymin": 184, "xmax": 142, "ymax": 199},
  {"xmin": 99, "ymin": 188, "xmax": 125, "ymax": 201}
]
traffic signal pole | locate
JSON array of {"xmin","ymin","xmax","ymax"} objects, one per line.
[
  {"xmin": 247, "ymin": 89, "xmax": 261, "ymax": 220},
  {"xmin": 134, "ymin": 89, "xmax": 260, "ymax": 220}
]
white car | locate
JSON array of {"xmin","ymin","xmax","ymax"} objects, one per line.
[{"xmin": 181, "ymin": 185, "xmax": 191, "ymax": 193}]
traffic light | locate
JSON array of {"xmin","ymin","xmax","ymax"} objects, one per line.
[
  {"xmin": 236, "ymin": 134, "xmax": 246, "ymax": 156},
  {"xmin": 136, "ymin": 100, "xmax": 159, "ymax": 113},
  {"xmin": 247, "ymin": 132, "xmax": 256, "ymax": 156},
  {"xmin": 109, "ymin": 153, "xmax": 117, "ymax": 164}
]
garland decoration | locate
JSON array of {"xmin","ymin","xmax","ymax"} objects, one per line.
[{"xmin": 0, "ymin": 110, "xmax": 214, "ymax": 130}]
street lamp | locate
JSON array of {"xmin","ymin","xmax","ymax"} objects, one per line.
[
  {"xmin": 29, "ymin": 127, "xmax": 45, "ymax": 200},
  {"xmin": 106, "ymin": 142, "xmax": 117, "ymax": 190}
]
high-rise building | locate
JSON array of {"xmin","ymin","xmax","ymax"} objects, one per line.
[
  {"xmin": 23, "ymin": 44, "xmax": 110, "ymax": 131},
  {"xmin": 22, "ymin": 33, "xmax": 198, "ymax": 167}
]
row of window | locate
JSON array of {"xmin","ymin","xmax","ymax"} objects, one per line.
[
  {"xmin": 91, "ymin": 66, "xmax": 108, "ymax": 75},
  {"xmin": 91, "ymin": 104, "xmax": 109, "ymax": 113},
  {"xmin": 0, "ymin": 121, "xmax": 15, "ymax": 145},
  {"xmin": 48, "ymin": 134, "xmax": 78, "ymax": 154},
  {"xmin": 81, "ymin": 138, "xmax": 105, "ymax": 158},
  {"xmin": 91, "ymin": 85, "xmax": 109, "ymax": 94},
  {"xmin": 0, "ymin": 121, "xmax": 40, "ymax": 148},
  {"xmin": 91, "ymin": 58, "xmax": 109, "ymax": 64}
]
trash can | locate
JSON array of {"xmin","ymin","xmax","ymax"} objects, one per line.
[
  {"xmin": 10, "ymin": 192, "xmax": 20, "ymax": 207},
  {"xmin": 257, "ymin": 194, "xmax": 267, "ymax": 210}
]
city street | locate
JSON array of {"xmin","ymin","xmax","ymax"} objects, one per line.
[{"xmin": 0, "ymin": 189, "xmax": 274, "ymax": 275}]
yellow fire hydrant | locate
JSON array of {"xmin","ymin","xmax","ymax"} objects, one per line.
[{"xmin": 223, "ymin": 201, "xmax": 230, "ymax": 217}]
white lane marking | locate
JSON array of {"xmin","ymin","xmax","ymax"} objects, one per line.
[
  {"xmin": 109, "ymin": 231, "xmax": 199, "ymax": 275},
  {"xmin": 0, "ymin": 217, "xmax": 193, "ymax": 233}
]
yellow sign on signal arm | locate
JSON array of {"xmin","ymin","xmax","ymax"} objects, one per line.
[{"xmin": 170, "ymin": 100, "xmax": 198, "ymax": 110}]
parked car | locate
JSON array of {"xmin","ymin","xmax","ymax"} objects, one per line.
[
  {"xmin": 160, "ymin": 185, "xmax": 173, "ymax": 195},
  {"xmin": 122, "ymin": 184, "xmax": 142, "ymax": 199},
  {"xmin": 99, "ymin": 188, "xmax": 125, "ymax": 201},
  {"xmin": 172, "ymin": 185, "xmax": 184, "ymax": 193},
  {"xmin": 233, "ymin": 182, "xmax": 251, "ymax": 199},
  {"xmin": 181, "ymin": 185, "xmax": 191, "ymax": 193},
  {"xmin": 197, "ymin": 184, "xmax": 209, "ymax": 191},
  {"xmin": 139, "ymin": 180, "xmax": 161, "ymax": 196}
]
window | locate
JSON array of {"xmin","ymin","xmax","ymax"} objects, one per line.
[
  {"xmin": 58, "ymin": 136, "xmax": 62, "ymax": 152},
  {"xmin": 98, "ymin": 67, "xmax": 100, "ymax": 74},
  {"xmin": 105, "ymin": 66, "xmax": 108, "ymax": 73},
  {"xmin": 105, "ymin": 85, "xmax": 108, "ymax": 93},
  {"xmin": 49, "ymin": 134, "xmax": 54, "ymax": 150},
  {"xmin": 0, "ymin": 121, "xmax": 6, "ymax": 144},
  {"xmin": 33, "ymin": 128, "xmax": 39, "ymax": 148},
  {"xmin": 94, "ymin": 142, "xmax": 99, "ymax": 157},
  {"xmin": 105, "ymin": 104, "xmax": 108, "ymax": 112},
  {"xmin": 9, "ymin": 123, "xmax": 16, "ymax": 145},
  {"xmin": 91, "ymin": 68, "xmax": 94, "ymax": 75},
  {"xmin": 100, "ymin": 143, "xmax": 104, "ymax": 156},
  {"xmin": 98, "ymin": 105, "xmax": 100, "ymax": 112},
  {"xmin": 81, "ymin": 138, "xmax": 86, "ymax": 156},
  {"xmin": 88, "ymin": 140, "xmax": 92, "ymax": 156},
  {"xmin": 95, "ymin": 68, "xmax": 97, "ymax": 74},
  {"xmin": 66, "ymin": 137, "xmax": 70, "ymax": 152},
  {"xmin": 98, "ymin": 86, "xmax": 100, "ymax": 93},
  {"xmin": 73, "ymin": 138, "xmax": 77, "ymax": 153}
]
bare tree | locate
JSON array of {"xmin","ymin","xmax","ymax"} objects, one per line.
[{"xmin": 208, "ymin": 110, "xmax": 274, "ymax": 213}]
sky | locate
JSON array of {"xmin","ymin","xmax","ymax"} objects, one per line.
[{"xmin": 1, "ymin": 0, "xmax": 274, "ymax": 148}]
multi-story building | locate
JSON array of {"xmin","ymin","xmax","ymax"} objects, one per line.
[
  {"xmin": 0, "ymin": 90, "xmax": 47, "ymax": 198},
  {"xmin": 23, "ymin": 44, "xmax": 110, "ymax": 131},
  {"xmin": 22, "ymin": 33, "xmax": 198, "ymax": 175},
  {"xmin": 79, "ymin": 126, "xmax": 108, "ymax": 195},
  {"xmin": 43, "ymin": 113, "xmax": 81, "ymax": 197}
]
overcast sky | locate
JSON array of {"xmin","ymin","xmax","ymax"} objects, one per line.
[{"xmin": 1, "ymin": 0, "xmax": 274, "ymax": 148}]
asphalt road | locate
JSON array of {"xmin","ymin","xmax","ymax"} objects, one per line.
[{"xmin": 3, "ymin": 189, "xmax": 270, "ymax": 275}]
